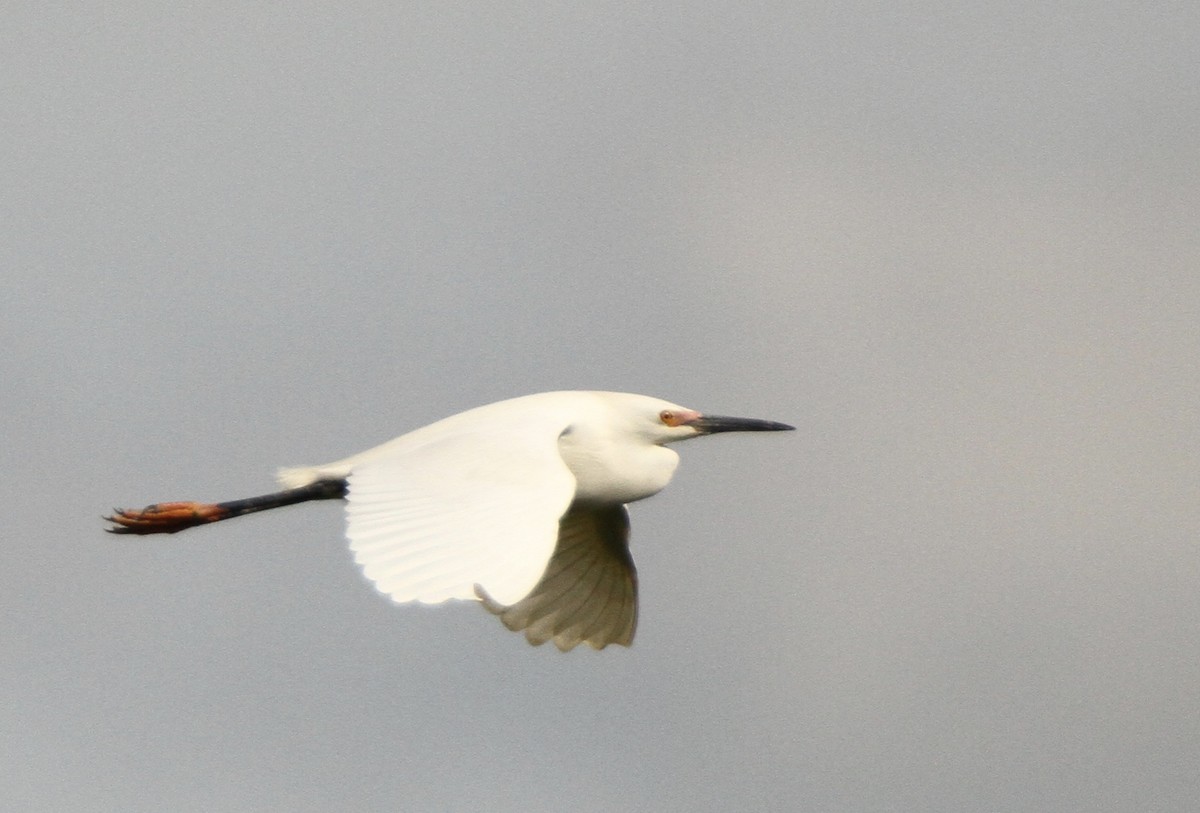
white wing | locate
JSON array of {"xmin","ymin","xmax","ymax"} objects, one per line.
[{"xmin": 345, "ymin": 418, "xmax": 577, "ymax": 606}]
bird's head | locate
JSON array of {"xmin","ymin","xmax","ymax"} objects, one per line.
[{"xmin": 601, "ymin": 393, "xmax": 795, "ymax": 446}]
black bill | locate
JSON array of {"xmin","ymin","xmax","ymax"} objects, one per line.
[{"xmin": 687, "ymin": 414, "xmax": 795, "ymax": 434}]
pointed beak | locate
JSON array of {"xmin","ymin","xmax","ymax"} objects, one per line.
[{"xmin": 684, "ymin": 414, "xmax": 795, "ymax": 435}]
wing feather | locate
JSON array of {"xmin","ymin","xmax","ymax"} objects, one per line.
[
  {"xmin": 478, "ymin": 504, "xmax": 638, "ymax": 651},
  {"xmin": 345, "ymin": 419, "xmax": 576, "ymax": 606}
]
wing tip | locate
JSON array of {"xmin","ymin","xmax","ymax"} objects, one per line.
[{"xmin": 475, "ymin": 583, "xmax": 636, "ymax": 652}]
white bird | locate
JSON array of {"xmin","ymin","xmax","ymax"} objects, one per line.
[{"xmin": 107, "ymin": 391, "xmax": 792, "ymax": 651}]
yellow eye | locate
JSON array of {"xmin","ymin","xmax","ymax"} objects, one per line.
[{"xmin": 659, "ymin": 410, "xmax": 676, "ymax": 425}]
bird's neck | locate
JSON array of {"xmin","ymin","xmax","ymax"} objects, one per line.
[{"xmin": 558, "ymin": 433, "xmax": 680, "ymax": 506}]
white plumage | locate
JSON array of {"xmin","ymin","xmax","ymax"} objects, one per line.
[
  {"xmin": 108, "ymin": 390, "xmax": 792, "ymax": 651},
  {"xmin": 278, "ymin": 393, "xmax": 681, "ymax": 610}
]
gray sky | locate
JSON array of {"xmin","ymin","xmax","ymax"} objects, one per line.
[{"xmin": 4, "ymin": 4, "xmax": 1199, "ymax": 811}]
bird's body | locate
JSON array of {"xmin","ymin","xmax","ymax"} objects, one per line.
[
  {"xmin": 107, "ymin": 391, "xmax": 792, "ymax": 651},
  {"xmin": 278, "ymin": 392, "xmax": 683, "ymax": 506}
]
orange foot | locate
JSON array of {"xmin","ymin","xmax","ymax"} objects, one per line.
[{"xmin": 105, "ymin": 501, "xmax": 228, "ymax": 535}]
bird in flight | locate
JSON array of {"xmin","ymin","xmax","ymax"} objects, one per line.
[{"xmin": 106, "ymin": 391, "xmax": 792, "ymax": 651}]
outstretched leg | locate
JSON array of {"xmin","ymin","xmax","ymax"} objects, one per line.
[{"xmin": 105, "ymin": 478, "xmax": 348, "ymax": 535}]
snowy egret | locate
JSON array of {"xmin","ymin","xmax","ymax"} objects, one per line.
[{"xmin": 106, "ymin": 391, "xmax": 793, "ymax": 651}]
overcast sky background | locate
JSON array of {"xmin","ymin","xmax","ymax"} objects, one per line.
[{"xmin": 4, "ymin": 4, "xmax": 1199, "ymax": 811}]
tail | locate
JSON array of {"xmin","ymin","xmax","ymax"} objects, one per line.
[
  {"xmin": 276, "ymin": 460, "xmax": 357, "ymax": 489},
  {"xmin": 276, "ymin": 465, "xmax": 325, "ymax": 489}
]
